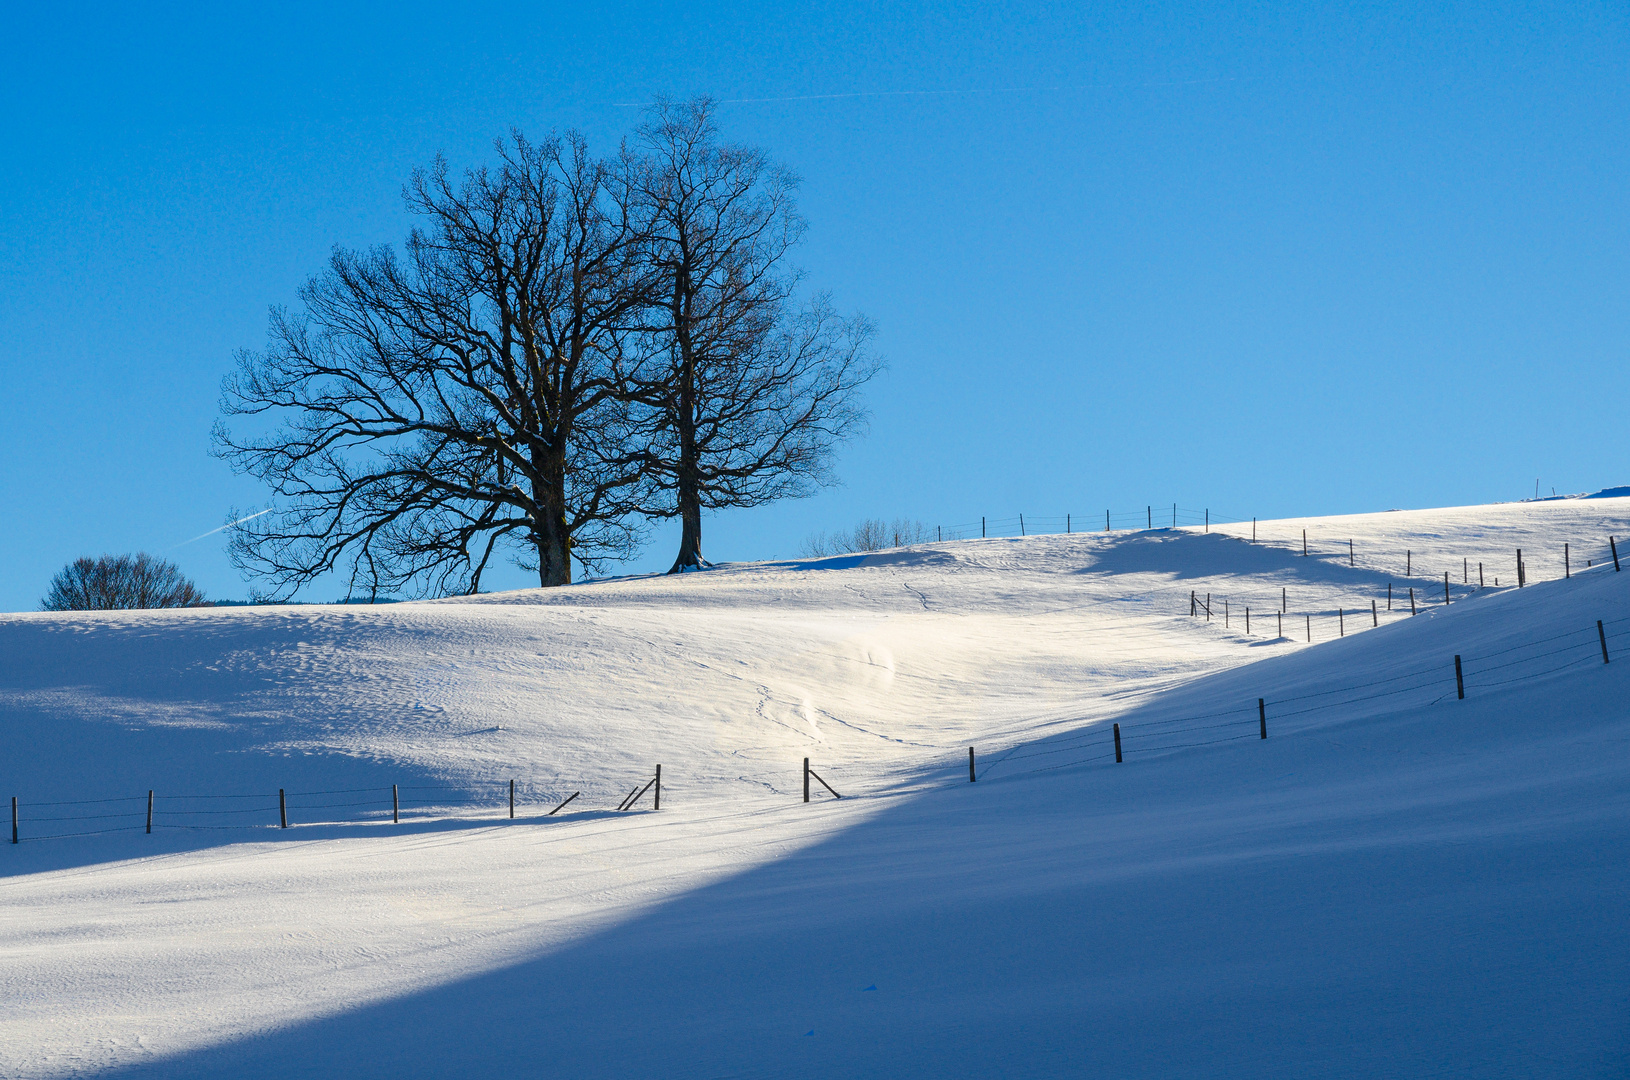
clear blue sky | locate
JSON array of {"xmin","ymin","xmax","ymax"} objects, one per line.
[{"xmin": 2, "ymin": 2, "xmax": 1626, "ymax": 609}]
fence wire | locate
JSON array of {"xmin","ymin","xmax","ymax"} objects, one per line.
[
  {"xmin": 977, "ymin": 613, "xmax": 1627, "ymax": 781},
  {"xmin": 8, "ymin": 586, "xmax": 1626, "ymax": 843}
]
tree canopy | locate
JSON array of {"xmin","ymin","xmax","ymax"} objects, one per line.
[{"xmin": 217, "ymin": 101, "xmax": 880, "ymax": 597}]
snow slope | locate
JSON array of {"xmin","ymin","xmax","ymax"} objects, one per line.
[{"xmin": 2, "ymin": 498, "xmax": 1628, "ymax": 1077}]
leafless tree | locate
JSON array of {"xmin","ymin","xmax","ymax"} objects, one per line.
[
  {"xmin": 216, "ymin": 132, "xmax": 652, "ymax": 596},
  {"xmin": 621, "ymin": 100, "xmax": 882, "ymax": 573},
  {"xmin": 802, "ymin": 518, "xmax": 932, "ymax": 557},
  {"xmin": 42, "ymin": 554, "xmax": 208, "ymax": 610}
]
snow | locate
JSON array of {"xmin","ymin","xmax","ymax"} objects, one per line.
[{"xmin": 3, "ymin": 498, "xmax": 1629, "ymax": 1077}]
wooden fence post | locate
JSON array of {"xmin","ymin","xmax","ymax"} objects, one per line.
[
  {"xmin": 1277, "ymin": 611, "xmax": 1282, "ymax": 638},
  {"xmin": 1517, "ymin": 549, "xmax": 1524, "ymax": 587},
  {"xmin": 1600, "ymin": 621, "xmax": 1611, "ymax": 664},
  {"xmin": 1148, "ymin": 506, "xmax": 1152, "ymax": 529},
  {"xmin": 1372, "ymin": 599, "xmax": 1378, "ymax": 626},
  {"xmin": 1464, "ymin": 557, "xmax": 1468, "ymax": 584},
  {"xmin": 969, "ymin": 747, "xmax": 976, "ymax": 782},
  {"xmin": 1444, "ymin": 572, "xmax": 1450, "ymax": 605},
  {"xmin": 1565, "ymin": 544, "xmax": 1570, "ymax": 578},
  {"xmin": 1339, "ymin": 608, "xmax": 1344, "ymax": 636},
  {"xmin": 392, "ymin": 784, "xmax": 399, "ymax": 823},
  {"xmin": 982, "ymin": 517, "xmax": 986, "ymax": 538},
  {"xmin": 1303, "ymin": 530, "xmax": 1308, "ymax": 556},
  {"xmin": 655, "ymin": 764, "xmax": 661, "ymax": 810},
  {"xmin": 279, "ymin": 789, "xmax": 288, "ymax": 829},
  {"xmin": 1282, "ymin": 587, "xmax": 1286, "ymax": 614},
  {"xmin": 1259, "ymin": 698, "xmax": 1267, "ymax": 739},
  {"xmin": 1455, "ymin": 655, "xmax": 1465, "ymax": 700},
  {"xmin": 1067, "ymin": 514, "xmax": 1071, "ymax": 534},
  {"xmin": 10, "ymin": 796, "xmax": 15, "ymax": 844},
  {"xmin": 1479, "ymin": 562, "xmax": 1484, "ymax": 587},
  {"xmin": 1113, "ymin": 723, "xmax": 1122, "ymax": 763},
  {"xmin": 1388, "ymin": 583, "xmax": 1392, "ymax": 610},
  {"xmin": 147, "ymin": 790, "xmax": 154, "ymax": 834},
  {"xmin": 1410, "ymin": 588, "xmax": 1417, "ymax": 615},
  {"xmin": 1612, "ymin": 537, "xmax": 1621, "ymax": 571},
  {"xmin": 804, "ymin": 757, "xmax": 810, "ymax": 803},
  {"xmin": 1246, "ymin": 607, "xmax": 1250, "ymax": 635},
  {"xmin": 1020, "ymin": 514, "xmax": 1025, "ymax": 536},
  {"xmin": 1407, "ymin": 550, "xmax": 1411, "ymax": 576},
  {"xmin": 547, "ymin": 792, "xmax": 580, "ymax": 815},
  {"xmin": 1349, "ymin": 539, "xmax": 1354, "ymax": 566},
  {"xmin": 509, "ymin": 779, "xmax": 515, "ymax": 819},
  {"xmin": 1305, "ymin": 614, "xmax": 1311, "ymax": 642}
]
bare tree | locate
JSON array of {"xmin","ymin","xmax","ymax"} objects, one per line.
[
  {"xmin": 622, "ymin": 100, "xmax": 882, "ymax": 573},
  {"xmin": 803, "ymin": 518, "xmax": 932, "ymax": 557},
  {"xmin": 216, "ymin": 132, "xmax": 651, "ymax": 596},
  {"xmin": 42, "ymin": 554, "xmax": 208, "ymax": 610}
]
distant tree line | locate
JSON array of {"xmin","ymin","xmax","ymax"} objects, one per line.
[{"xmin": 214, "ymin": 99, "xmax": 881, "ymax": 598}]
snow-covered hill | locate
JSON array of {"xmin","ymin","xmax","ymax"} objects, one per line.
[{"xmin": 3, "ymin": 498, "xmax": 1629, "ymax": 1077}]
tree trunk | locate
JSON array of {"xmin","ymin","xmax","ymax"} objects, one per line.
[
  {"xmin": 667, "ymin": 321, "xmax": 706, "ymax": 573},
  {"xmin": 666, "ymin": 266, "xmax": 707, "ymax": 574},
  {"xmin": 532, "ymin": 445, "xmax": 573, "ymax": 586},
  {"xmin": 667, "ymin": 400, "xmax": 706, "ymax": 573},
  {"xmin": 668, "ymin": 476, "xmax": 704, "ymax": 572},
  {"xmin": 534, "ymin": 521, "xmax": 571, "ymax": 586}
]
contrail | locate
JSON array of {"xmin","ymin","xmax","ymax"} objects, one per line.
[
  {"xmin": 608, "ymin": 77, "xmax": 1238, "ymax": 108},
  {"xmin": 174, "ymin": 508, "xmax": 273, "ymax": 548}
]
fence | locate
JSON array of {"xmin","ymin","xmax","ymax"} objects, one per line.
[
  {"xmin": 933, "ymin": 505, "xmax": 1226, "ymax": 540},
  {"xmin": 975, "ymin": 610, "xmax": 1626, "ymax": 781},
  {"xmin": 8, "ymin": 782, "xmax": 594, "ymax": 844},
  {"xmin": 1180, "ymin": 536, "xmax": 1622, "ymax": 646},
  {"xmin": 8, "ymin": 543, "xmax": 1627, "ymax": 847},
  {"xmin": 936, "ymin": 509, "xmax": 1621, "ymax": 641},
  {"xmin": 934, "ymin": 503, "xmax": 1625, "ymax": 543}
]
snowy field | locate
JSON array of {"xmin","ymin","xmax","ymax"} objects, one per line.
[{"xmin": 3, "ymin": 498, "xmax": 1629, "ymax": 1077}]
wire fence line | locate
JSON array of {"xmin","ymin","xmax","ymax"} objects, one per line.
[
  {"xmin": 8, "ymin": 784, "xmax": 559, "ymax": 843},
  {"xmin": 926, "ymin": 507, "xmax": 1622, "ymax": 596},
  {"xmin": 8, "ymin": 573, "xmax": 1627, "ymax": 846},
  {"xmin": 931, "ymin": 505, "xmax": 1231, "ymax": 540},
  {"xmin": 939, "ymin": 508, "xmax": 1622, "ymax": 641},
  {"xmin": 1181, "ymin": 536, "xmax": 1624, "ymax": 647},
  {"xmin": 974, "ymin": 611, "xmax": 1627, "ymax": 782}
]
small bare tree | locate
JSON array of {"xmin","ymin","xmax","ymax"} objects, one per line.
[
  {"xmin": 42, "ymin": 554, "xmax": 208, "ymax": 610},
  {"xmin": 216, "ymin": 132, "xmax": 652, "ymax": 596},
  {"xmin": 802, "ymin": 518, "xmax": 931, "ymax": 557},
  {"xmin": 622, "ymin": 100, "xmax": 882, "ymax": 573}
]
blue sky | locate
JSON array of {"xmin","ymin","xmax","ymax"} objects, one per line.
[{"xmin": 1, "ymin": 1, "xmax": 1626, "ymax": 608}]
